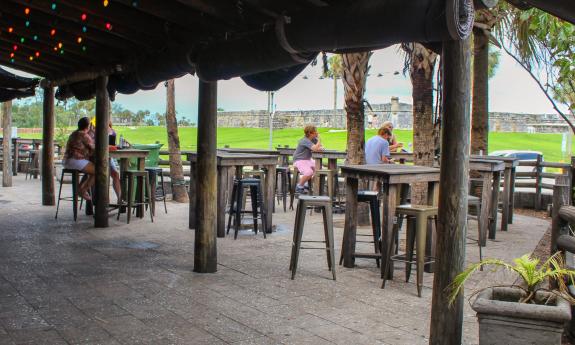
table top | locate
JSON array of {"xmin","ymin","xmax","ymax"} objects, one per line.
[
  {"xmin": 109, "ymin": 149, "xmax": 149, "ymax": 158},
  {"xmin": 276, "ymin": 147, "xmax": 347, "ymax": 160},
  {"xmin": 469, "ymin": 158, "xmax": 506, "ymax": 172},
  {"xmin": 341, "ymin": 164, "xmax": 440, "ymax": 184},
  {"xmin": 219, "ymin": 147, "xmax": 280, "ymax": 156},
  {"xmin": 184, "ymin": 151, "xmax": 279, "ymax": 166},
  {"xmin": 471, "ymin": 155, "xmax": 519, "ymax": 167}
]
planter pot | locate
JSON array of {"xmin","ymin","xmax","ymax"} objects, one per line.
[{"xmin": 472, "ymin": 287, "xmax": 571, "ymax": 345}]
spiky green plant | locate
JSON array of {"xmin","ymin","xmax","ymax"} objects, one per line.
[{"xmin": 448, "ymin": 252, "xmax": 575, "ymax": 305}]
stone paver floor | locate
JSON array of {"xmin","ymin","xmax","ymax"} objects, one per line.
[{"xmin": 0, "ymin": 176, "xmax": 549, "ymax": 344}]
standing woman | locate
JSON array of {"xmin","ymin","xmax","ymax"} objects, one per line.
[
  {"xmin": 381, "ymin": 121, "xmax": 403, "ymax": 152},
  {"xmin": 108, "ymin": 121, "xmax": 121, "ymax": 204}
]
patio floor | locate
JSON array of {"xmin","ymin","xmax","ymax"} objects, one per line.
[{"xmin": 0, "ymin": 176, "xmax": 549, "ymax": 345}]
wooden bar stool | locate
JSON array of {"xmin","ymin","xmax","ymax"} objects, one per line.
[
  {"xmin": 316, "ymin": 169, "xmax": 336, "ymax": 201},
  {"xmin": 383, "ymin": 204, "xmax": 438, "ymax": 297},
  {"xmin": 289, "ymin": 195, "xmax": 336, "ymax": 280},
  {"xmin": 117, "ymin": 171, "xmax": 154, "ymax": 224},
  {"xmin": 25, "ymin": 150, "xmax": 40, "ymax": 180},
  {"xmin": 275, "ymin": 166, "xmax": 290, "ymax": 212},
  {"xmin": 145, "ymin": 167, "xmax": 167, "ymax": 215},
  {"xmin": 226, "ymin": 178, "xmax": 267, "ymax": 239},
  {"xmin": 339, "ymin": 190, "xmax": 381, "ymax": 267},
  {"xmin": 55, "ymin": 168, "xmax": 82, "ymax": 221}
]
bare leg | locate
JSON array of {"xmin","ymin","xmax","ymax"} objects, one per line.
[
  {"xmin": 298, "ymin": 174, "xmax": 313, "ymax": 187},
  {"xmin": 111, "ymin": 170, "xmax": 121, "ymax": 203}
]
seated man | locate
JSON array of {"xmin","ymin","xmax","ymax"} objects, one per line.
[
  {"xmin": 365, "ymin": 126, "xmax": 393, "ymax": 164},
  {"xmin": 63, "ymin": 117, "xmax": 95, "ymax": 201},
  {"xmin": 293, "ymin": 125, "xmax": 323, "ymax": 194}
]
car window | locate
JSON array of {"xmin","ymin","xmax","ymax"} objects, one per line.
[{"xmin": 516, "ymin": 153, "xmax": 539, "ymax": 160}]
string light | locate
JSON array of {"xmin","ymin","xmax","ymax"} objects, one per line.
[
  {"xmin": 10, "ymin": 59, "xmax": 14, "ymax": 63},
  {"xmin": 76, "ymin": 37, "xmax": 82, "ymax": 43},
  {"xmin": 20, "ymin": 37, "xmax": 25, "ymax": 43},
  {"xmin": 81, "ymin": 13, "xmax": 87, "ymax": 21},
  {"xmin": 57, "ymin": 42, "xmax": 63, "ymax": 48},
  {"xmin": 35, "ymin": 51, "xmax": 40, "ymax": 58},
  {"xmin": 60, "ymin": 49, "xmax": 64, "ymax": 54},
  {"xmin": 13, "ymin": 45, "xmax": 18, "ymax": 51},
  {"xmin": 33, "ymin": 35, "xmax": 38, "ymax": 41},
  {"xmin": 105, "ymin": 22, "xmax": 112, "ymax": 30},
  {"xmin": 8, "ymin": 27, "xmax": 13, "ymax": 33},
  {"xmin": 25, "ymin": 21, "xmax": 30, "ymax": 27},
  {"xmin": 103, "ymin": 0, "xmax": 109, "ymax": 6},
  {"xmin": 29, "ymin": 56, "xmax": 33, "ymax": 61},
  {"xmin": 53, "ymin": 46, "xmax": 58, "ymax": 51},
  {"xmin": 82, "ymin": 26, "xmax": 87, "ymax": 33},
  {"xmin": 24, "ymin": 8, "xmax": 30, "ymax": 15},
  {"xmin": 51, "ymin": 3, "xmax": 57, "ymax": 10},
  {"xmin": 82, "ymin": 46, "xmax": 87, "ymax": 52},
  {"xmin": 9, "ymin": 52, "xmax": 14, "ymax": 58},
  {"xmin": 50, "ymin": 29, "xmax": 56, "ymax": 36}
]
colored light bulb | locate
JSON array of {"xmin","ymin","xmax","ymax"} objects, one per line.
[
  {"xmin": 25, "ymin": 21, "xmax": 30, "ymax": 27},
  {"xmin": 76, "ymin": 37, "xmax": 82, "ymax": 43},
  {"xmin": 24, "ymin": 8, "xmax": 30, "ymax": 15},
  {"xmin": 82, "ymin": 26, "xmax": 87, "ymax": 33},
  {"xmin": 81, "ymin": 13, "xmax": 87, "ymax": 21},
  {"xmin": 57, "ymin": 42, "xmax": 63, "ymax": 48},
  {"xmin": 29, "ymin": 56, "xmax": 33, "ymax": 61},
  {"xmin": 82, "ymin": 46, "xmax": 87, "ymax": 52},
  {"xmin": 33, "ymin": 35, "xmax": 38, "ymax": 41},
  {"xmin": 35, "ymin": 51, "xmax": 40, "ymax": 57},
  {"xmin": 53, "ymin": 46, "xmax": 58, "ymax": 51},
  {"xmin": 51, "ymin": 3, "xmax": 57, "ymax": 10},
  {"xmin": 10, "ymin": 58, "xmax": 14, "ymax": 63},
  {"xmin": 60, "ymin": 49, "xmax": 64, "ymax": 54},
  {"xmin": 8, "ymin": 27, "xmax": 13, "ymax": 33},
  {"xmin": 103, "ymin": 0, "xmax": 109, "ymax": 6},
  {"xmin": 20, "ymin": 37, "xmax": 25, "ymax": 43},
  {"xmin": 9, "ymin": 52, "xmax": 14, "ymax": 58},
  {"xmin": 50, "ymin": 29, "xmax": 56, "ymax": 36},
  {"xmin": 13, "ymin": 45, "xmax": 18, "ymax": 51},
  {"xmin": 105, "ymin": 22, "xmax": 112, "ymax": 30}
]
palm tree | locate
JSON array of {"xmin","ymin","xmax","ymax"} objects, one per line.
[
  {"xmin": 323, "ymin": 55, "xmax": 344, "ymax": 128},
  {"xmin": 401, "ymin": 43, "xmax": 438, "ymax": 205},
  {"xmin": 342, "ymin": 52, "xmax": 372, "ymax": 165},
  {"xmin": 165, "ymin": 79, "xmax": 189, "ymax": 203}
]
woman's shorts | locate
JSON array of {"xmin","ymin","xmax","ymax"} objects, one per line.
[
  {"xmin": 293, "ymin": 159, "xmax": 315, "ymax": 177},
  {"xmin": 109, "ymin": 158, "xmax": 119, "ymax": 173},
  {"xmin": 63, "ymin": 158, "xmax": 90, "ymax": 171}
]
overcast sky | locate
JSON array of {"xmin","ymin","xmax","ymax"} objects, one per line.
[{"xmin": 9, "ymin": 45, "xmax": 562, "ymax": 122}]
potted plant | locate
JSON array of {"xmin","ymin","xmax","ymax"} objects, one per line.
[{"xmin": 448, "ymin": 252, "xmax": 574, "ymax": 345}]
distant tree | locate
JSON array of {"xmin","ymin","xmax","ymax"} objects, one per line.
[
  {"xmin": 165, "ymin": 79, "xmax": 188, "ymax": 202},
  {"xmin": 155, "ymin": 112, "xmax": 166, "ymax": 126},
  {"xmin": 324, "ymin": 54, "xmax": 344, "ymax": 127},
  {"xmin": 217, "ymin": 107, "xmax": 225, "ymax": 112}
]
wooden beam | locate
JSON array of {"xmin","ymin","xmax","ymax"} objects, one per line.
[
  {"xmin": 194, "ymin": 80, "xmax": 218, "ymax": 273},
  {"xmin": 429, "ymin": 37, "xmax": 472, "ymax": 345},
  {"xmin": 41, "ymin": 87, "xmax": 55, "ymax": 205},
  {"xmin": 94, "ymin": 76, "xmax": 110, "ymax": 227},
  {"xmin": 2, "ymin": 101, "xmax": 13, "ymax": 187},
  {"xmin": 40, "ymin": 65, "xmax": 123, "ymax": 88}
]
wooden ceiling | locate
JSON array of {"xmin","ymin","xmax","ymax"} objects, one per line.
[{"xmin": 0, "ymin": 0, "xmax": 339, "ymax": 80}]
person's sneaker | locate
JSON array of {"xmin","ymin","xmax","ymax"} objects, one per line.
[{"xmin": 295, "ymin": 185, "xmax": 306, "ymax": 194}]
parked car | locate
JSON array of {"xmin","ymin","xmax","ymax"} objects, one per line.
[{"xmin": 489, "ymin": 150, "xmax": 543, "ymax": 173}]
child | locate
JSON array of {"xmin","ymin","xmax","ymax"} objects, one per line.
[{"xmin": 293, "ymin": 125, "xmax": 323, "ymax": 193}]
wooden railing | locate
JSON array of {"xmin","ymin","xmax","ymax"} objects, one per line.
[{"xmin": 551, "ymin": 175, "xmax": 574, "ymax": 275}]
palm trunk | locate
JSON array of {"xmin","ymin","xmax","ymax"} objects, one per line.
[
  {"xmin": 471, "ymin": 29, "xmax": 489, "ymax": 154},
  {"xmin": 165, "ymin": 79, "xmax": 189, "ymax": 203},
  {"xmin": 342, "ymin": 52, "xmax": 371, "ymax": 165},
  {"xmin": 410, "ymin": 44, "xmax": 438, "ymax": 205},
  {"xmin": 333, "ymin": 76, "xmax": 338, "ymax": 128}
]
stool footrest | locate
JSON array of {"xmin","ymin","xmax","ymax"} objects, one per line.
[
  {"xmin": 390, "ymin": 254, "xmax": 435, "ymax": 265},
  {"xmin": 352, "ymin": 252, "xmax": 382, "ymax": 259}
]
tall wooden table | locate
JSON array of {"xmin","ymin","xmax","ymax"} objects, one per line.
[
  {"xmin": 471, "ymin": 155, "xmax": 519, "ymax": 230},
  {"xmin": 469, "ymin": 158, "xmax": 505, "ymax": 245},
  {"xmin": 340, "ymin": 164, "xmax": 440, "ymax": 280},
  {"xmin": 186, "ymin": 151, "xmax": 278, "ymax": 237}
]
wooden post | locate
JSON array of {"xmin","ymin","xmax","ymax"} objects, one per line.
[
  {"xmin": 194, "ymin": 80, "xmax": 217, "ymax": 273},
  {"xmin": 535, "ymin": 154, "xmax": 543, "ymax": 210},
  {"xmin": 551, "ymin": 175, "xmax": 571, "ymax": 254},
  {"xmin": 2, "ymin": 101, "xmax": 13, "ymax": 187},
  {"xmin": 41, "ymin": 88, "xmax": 55, "ymax": 204},
  {"xmin": 94, "ymin": 76, "xmax": 110, "ymax": 228},
  {"xmin": 570, "ymin": 156, "xmax": 575, "ymax": 205},
  {"xmin": 429, "ymin": 37, "xmax": 472, "ymax": 345}
]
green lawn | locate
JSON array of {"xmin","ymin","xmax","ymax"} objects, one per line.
[{"xmin": 23, "ymin": 126, "xmax": 573, "ymax": 163}]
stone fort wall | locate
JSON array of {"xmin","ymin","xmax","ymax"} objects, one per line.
[{"xmin": 217, "ymin": 97, "xmax": 571, "ymax": 133}]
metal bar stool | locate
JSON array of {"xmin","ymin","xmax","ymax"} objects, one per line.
[
  {"xmin": 275, "ymin": 166, "xmax": 290, "ymax": 212},
  {"xmin": 289, "ymin": 195, "xmax": 336, "ymax": 280},
  {"xmin": 226, "ymin": 178, "xmax": 267, "ymax": 239},
  {"xmin": 55, "ymin": 168, "xmax": 82, "ymax": 221},
  {"xmin": 25, "ymin": 150, "xmax": 40, "ymax": 180},
  {"xmin": 316, "ymin": 169, "xmax": 336, "ymax": 201},
  {"xmin": 117, "ymin": 170, "xmax": 154, "ymax": 224},
  {"xmin": 383, "ymin": 204, "xmax": 438, "ymax": 297}
]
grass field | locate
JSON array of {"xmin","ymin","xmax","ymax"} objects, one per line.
[{"xmin": 23, "ymin": 126, "xmax": 573, "ymax": 163}]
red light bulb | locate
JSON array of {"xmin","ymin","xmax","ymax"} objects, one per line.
[
  {"xmin": 81, "ymin": 13, "xmax": 87, "ymax": 21},
  {"xmin": 50, "ymin": 29, "xmax": 56, "ymax": 36},
  {"xmin": 9, "ymin": 52, "xmax": 14, "ymax": 58},
  {"xmin": 8, "ymin": 27, "xmax": 13, "ymax": 33},
  {"xmin": 35, "ymin": 51, "xmax": 40, "ymax": 58},
  {"xmin": 105, "ymin": 22, "xmax": 112, "ymax": 30},
  {"xmin": 13, "ymin": 45, "xmax": 18, "ymax": 51}
]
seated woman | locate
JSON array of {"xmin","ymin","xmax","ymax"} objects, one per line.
[
  {"xmin": 63, "ymin": 117, "xmax": 95, "ymax": 201},
  {"xmin": 381, "ymin": 121, "xmax": 403, "ymax": 152}
]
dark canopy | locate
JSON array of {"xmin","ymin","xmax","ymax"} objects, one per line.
[{"xmin": 0, "ymin": 67, "xmax": 38, "ymax": 102}]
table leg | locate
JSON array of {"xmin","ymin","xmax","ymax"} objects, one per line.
[
  {"xmin": 342, "ymin": 177, "xmax": 358, "ymax": 268},
  {"xmin": 489, "ymin": 171, "xmax": 501, "ymax": 240},
  {"xmin": 12, "ymin": 139, "xmax": 18, "ymax": 176},
  {"xmin": 501, "ymin": 167, "xmax": 512, "ymax": 231},
  {"xmin": 188, "ymin": 162, "xmax": 197, "ymax": 229},
  {"xmin": 425, "ymin": 181, "xmax": 439, "ymax": 273},
  {"xmin": 381, "ymin": 184, "xmax": 398, "ymax": 284},
  {"xmin": 263, "ymin": 164, "xmax": 276, "ymax": 233},
  {"xmin": 312, "ymin": 158, "xmax": 322, "ymax": 196},
  {"xmin": 479, "ymin": 172, "xmax": 491, "ymax": 246},
  {"xmin": 509, "ymin": 167, "xmax": 516, "ymax": 224},
  {"xmin": 136, "ymin": 157, "xmax": 146, "ymax": 217}
]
